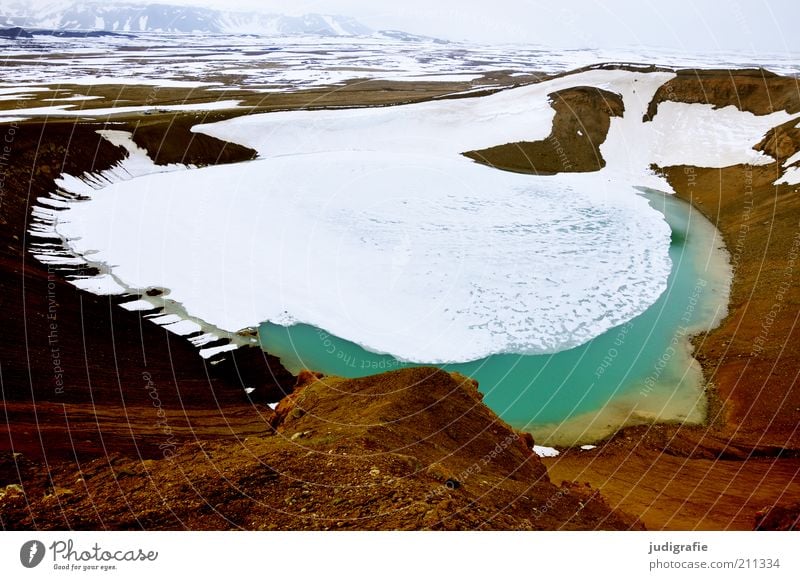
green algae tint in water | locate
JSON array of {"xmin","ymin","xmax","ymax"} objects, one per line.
[{"xmin": 259, "ymin": 192, "xmax": 730, "ymax": 443}]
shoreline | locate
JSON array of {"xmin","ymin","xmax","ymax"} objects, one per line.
[
  {"xmin": 257, "ymin": 190, "xmax": 734, "ymax": 446},
  {"xmin": 523, "ymin": 190, "xmax": 734, "ymax": 445}
]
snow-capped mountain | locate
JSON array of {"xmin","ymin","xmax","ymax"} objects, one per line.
[{"xmin": 0, "ymin": 1, "xmax": 373, "ymax": 36}]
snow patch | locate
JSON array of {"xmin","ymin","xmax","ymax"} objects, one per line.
[
  {"xmin": 199, "ymin": 344, "xmax": 239, "ymax": 359},
  {"xmin": 649, "ymin": 103, "xmax": 797, "ymax": 168},
  {"xmin": 782, "ymin": 147, "xmax": 800, "ymax": 168},
  {"xmin": 0, "ymin": 100, "xmax": 242, "ymax": 119},
  {"xmin": 378, "ymin": 74, "xmax": 483, "ymax": 83},
  {"xmin": 69, "ymin": 274, "xmax": 127, "ymax": 295},
  {"xmin": 533, "ymin": 445, "xmax": 560, "ymax": 457},
  {"xmin": 776, "ymin": 166, "xmax": 800, "ymax": 186},
  {"xmin": 0, "ymin": 86, "xmax": 51, "ymax": 95},
  {"xmin": 45, "ymin": 95, "xmax": 104, "ymax": 102}
]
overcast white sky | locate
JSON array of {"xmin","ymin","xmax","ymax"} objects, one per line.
[{"xmin": 31, "ymin": 0, "xmax": 800, "ymax": 52}]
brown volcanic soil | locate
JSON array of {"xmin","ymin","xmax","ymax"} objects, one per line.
[
  {"xmin": 0, "ymin": 118, "xmax": 294, "ymax": 466},
  {"xmin": 464, "ymin": 86, "xmax": 624, "ymax": 174},
  {"xmin": 1, "ymin": 368, "xmax": 639, "ymax": 530},
  {"xmin": 645, "ymin": 68, "xmax": 800, "ymax": 120}
]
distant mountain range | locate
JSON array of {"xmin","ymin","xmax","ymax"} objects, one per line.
[{"xmin": 0, "ymin": 1, "xmax": 378, "ymax": 36}]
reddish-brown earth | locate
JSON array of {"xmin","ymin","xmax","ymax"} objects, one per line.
[{"xmin": 1, "ymin": 369, "xmax": 638, "ymax": 530}]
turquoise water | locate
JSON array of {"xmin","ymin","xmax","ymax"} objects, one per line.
[{"xmin": 259, "ymin": 191, "xmax": 730, "ymax": 442}]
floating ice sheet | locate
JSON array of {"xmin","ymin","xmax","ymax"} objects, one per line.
[{"xmin": 54, "ymin": 149, "xmax": 673, "ymax": 363}]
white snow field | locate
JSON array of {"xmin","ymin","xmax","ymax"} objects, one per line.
[
  {"xmin": 2, "ymin": 33, "xmax": 799, "ymax": 90},
  {"xmin": 41, "ymin": 67, "xmax": 797, "ymax": 363}
]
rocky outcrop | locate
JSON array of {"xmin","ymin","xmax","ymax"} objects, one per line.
[
  {"xmin": 645, "ymin": 68, "xmax": 800, "ymax": 120},
  {"xmin": 464, "ymin": 86, "xmax": 624, "ymax": 174},
  {"xmin": 754, "ymin": 116, "xmax": 800, "ymax": 164},
  {"xmin": 129, "ymin": 115, "xmax": 258, "ymax": 166}
]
